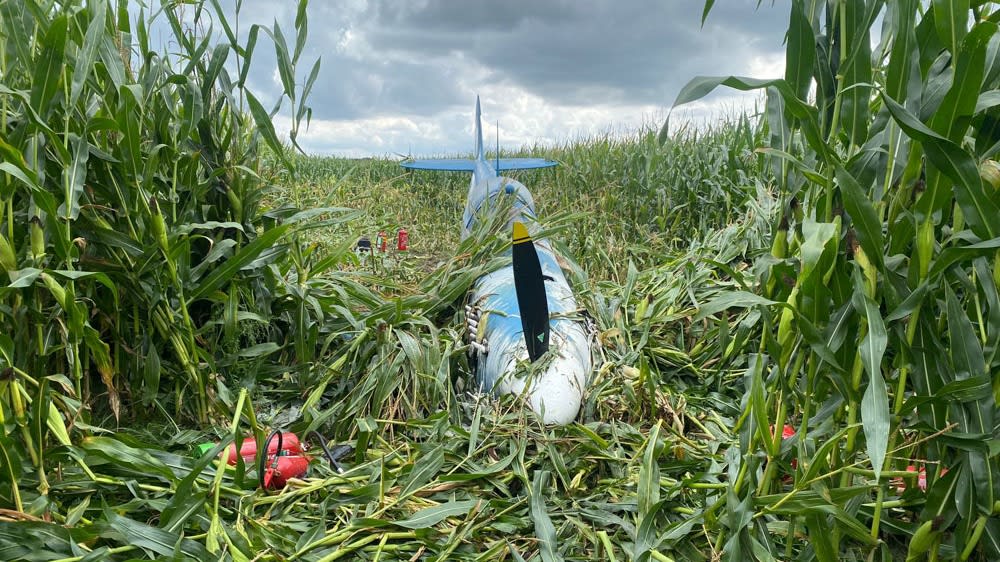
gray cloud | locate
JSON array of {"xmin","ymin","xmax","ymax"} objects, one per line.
[
  {"xmin": 361, "ymin": 0, "xmax": 787, "ymax": 107},
  {"xmin": 142, "ymin": 0, "xmax": 790, "ymax": 155}
]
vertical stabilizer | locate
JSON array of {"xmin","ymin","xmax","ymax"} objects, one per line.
[
  {"xmin": 474, "ymin": 96, "xmax": 484, "ymax": 161},
  {"xmin": 400, "ymin": 97, "xmax": 554, "ymax": 176},
  {"xmin": 472, "ymin": 96, "xmax": 496, "ymax": 181}
]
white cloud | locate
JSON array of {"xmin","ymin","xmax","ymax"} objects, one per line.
[{"xmin": 250, "ymin": 0, "xmax": 791, "ymax": 156}]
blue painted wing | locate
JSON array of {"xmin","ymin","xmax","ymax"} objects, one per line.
[
  {"xmin": 496, "ymin": 158, "xmax": 558, "ymax": 171},
  {"xmin": 401, "ymin": 158, "xmax": 556, "ymax": 172},
  {"xmin": 400, "ymin": 158, "xmax": 476, "ymax": 171}
]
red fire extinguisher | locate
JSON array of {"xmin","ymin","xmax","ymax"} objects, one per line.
[
  {"xmin": 226, "ymin": 431, "xmax": 303, "ymax": 463},
  {"xmin": 197, "ymin": 431, "xmax": 352, "ymax": 490},
  {"xmin": 194, "ymin": 432, "xmax": 308, "ymax": 489},
  {"xmin": 228, "ymin": 432, "xmax": 310, "ymax": 489},
  {"xmin": 396, "ymin": 228, "xmax": 408, "ymax": 251}
]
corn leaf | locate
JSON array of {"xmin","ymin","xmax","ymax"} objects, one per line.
[
  {"xmin": 394, "ymin": 500, "xmax": 478, "ymax": 529},
  {"xmin": 945, "ymin": 285, "xmax": 996, "ymax": 514},
  {"xmin": 852, "ymin": 270, "xmax": 889, "ymax": 480},
  {"xmin": 529, "ymin": 470, "xmax": 562, "ymax": 562},
  {"xmin": 189, "ymin": 223, "xmax": 292, "ymax": 301},
  {"xmin": 840, "ymin": 0, "xmax": 873, "ymax": 146},
  {"xmin": 883, "ymin": 91, "xmax": 1000, "ymax": 239},
  {"xmin": 30, "ymin": 14, "xmax": 67, "ymax": 116},
  {"xmin": 836, "ymin": 165, "xmax": 884, "ymax": 270},
  {"xmin": 106, "ymin": 512, "xmax": 210, "ymax": 559},
  {"xmin": 245, "ymin": 90, "xmax": 291, "ymax": 168},
  {"xmin": 81, "ymin": 436, "xmax": 176, "ymax": 482},
  {"xmin": 932, "ymin": 0, "xmax": 969, "ymax": 56}
]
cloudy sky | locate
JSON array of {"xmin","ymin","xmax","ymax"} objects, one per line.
[{"xmin": 175, "ymin": 1, "xmax": 789, "ymax": 157}]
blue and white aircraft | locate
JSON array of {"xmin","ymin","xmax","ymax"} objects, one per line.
[{"xmin": 402, "ymin": 98, "xmax": 593, "ymax": 424}]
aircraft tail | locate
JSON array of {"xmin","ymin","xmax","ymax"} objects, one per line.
[
  {"xmin": 399, "ymin": 97, "xmax": 557, "ymax": 173},
  {"xmin": 475, "ymin": 96, "xmax": 484, "ymax": 161}
]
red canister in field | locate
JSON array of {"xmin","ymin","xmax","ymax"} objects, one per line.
[
  {"xmin": 376, "ymin": 230, "xmax": 387, "ymax": 252},
  {"xmin": 263, "ymin": 454, "xmax": 310, "ymax": 489},
  {"xmin": 397, "ymin": 228, "xmax": 408, "ymax": 251},
  {"xmin": 225, "ymin": 432, "xmax": 303, "ymax": 465},
  {"xmin": 222, "ymin": 432, "xmax": 310, "ymax": 489}
]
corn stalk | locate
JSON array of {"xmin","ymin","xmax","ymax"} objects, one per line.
[
  {"xmin": 0, "ymin": 0, "xmax": 337, "ymax": 514},
  {"xmin": 679, "ymin": 1, "xmax": 1000, "ymax": 560}
]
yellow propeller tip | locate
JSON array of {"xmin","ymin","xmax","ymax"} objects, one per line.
[{"xmin": 512, "ymin": 221, "xmax": 532, "ymax": 244}]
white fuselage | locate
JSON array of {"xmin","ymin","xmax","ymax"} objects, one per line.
[{"xmin": 463, "ymin": 172, "xmax": 592, "ymax": 425}]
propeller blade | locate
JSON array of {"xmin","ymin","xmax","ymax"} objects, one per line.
[{"xmin": 512, "ymin": 221, "xmax": 549, "ymax": 362}]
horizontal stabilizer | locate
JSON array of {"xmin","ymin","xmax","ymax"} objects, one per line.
[
  {"xmin": 401, "ymin": 157, "xmax": 557, "ymax": 173},
  {"xmin": 401, "ymin": 158, "xmax": 476, "ymax": 172},
  {"xmin": 497, "ymin": 158, "xmax": 558, "ymax": 171}
]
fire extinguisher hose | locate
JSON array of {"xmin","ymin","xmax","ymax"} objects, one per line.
[
  {"xmin": 307, "ymin": 431, "xmax": 353, "ymax": 474},
  {"xmin": 259, "ymin": 430, "xmax": 284, "ymax": 487}
]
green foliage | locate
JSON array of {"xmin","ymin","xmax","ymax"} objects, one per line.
[
  {"xmin": 286, "ymin": 123, "xmax": 771, "ymax": 286},
  {"xmin": 6, "ymin": 0, "xmax": 995, "ymax": 560},
  {"xmin": 4, "ymin": 3, "xmax": 768, "ymax": 557},
  {"xmin": 681, "ymin": 0, "xmax": 1000, "ymax": 559},
  {"xmin": 0, "ymin": 0, "xmax": 337, "ymax": 513},
  {"xmin": 0, "ymin": 45, "xmax": 768, "ymax": 561}
]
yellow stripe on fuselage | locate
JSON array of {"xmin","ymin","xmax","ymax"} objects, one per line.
[{"xmin": 512, "ymin": 221, "xmax": 532, "ymax": 245}]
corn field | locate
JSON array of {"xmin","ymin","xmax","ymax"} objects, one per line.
[{"xmin": 0, "ymin": 0, "xmax": 997, "ymax": 561}]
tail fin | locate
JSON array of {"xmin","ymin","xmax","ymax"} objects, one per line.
[
  {"xmin": 474, "ymin": 96, "xmax": 484, "ymax": 161},
  {"xmin": 399, "ymin": 96, "xmax": 557, "ymax": 173}
]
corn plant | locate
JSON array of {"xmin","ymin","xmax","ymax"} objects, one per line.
[
  {"xmin": 0, "ymin": 219, "xmax": 757, "ymax": 561},
  {"xmin": 540, "ymin": 124, "xmax": 771, "ymax": 283},
  {"xmin": 678, "ymin": 1, "xmax": 1000, "ymax": 559},
  {"xmin": 0, "ymin": 81, "xmax": 784, "ymax": 562},
  {"xmin": 0, "ymin": 0, "xmax": 343, "ymax": 515}
]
